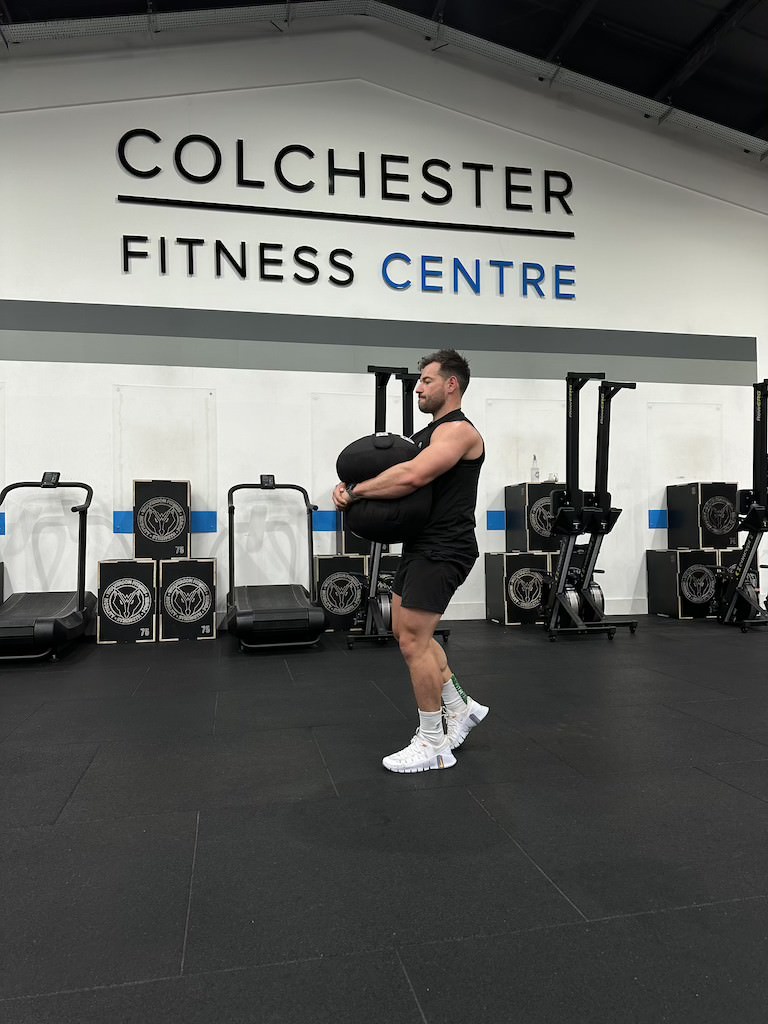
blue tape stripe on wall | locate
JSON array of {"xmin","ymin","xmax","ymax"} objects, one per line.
[
  {"xmin": 487, "ymin": 510, "xmax": 506, "ymax": 531},
  {"xmin": 113, "ymin": 511, "xmax": 134, "ymax": 534},
  {"xmin": 113, "ymin": 511, "xmax": 218, "ymax": 534},
  {"xmin": 191, "ymin": 511, "xmax": 217, "ymax": 533},
  {"xmin": 648, "ymin": 509, "xmax": 668, "ymax": 529},
  {"xmin": 0, "ymin": 512, "xmax": 4, "ymax": 536},
  {"xmin": 313, "ymin": 510, "xmax": 339, "ymax": 532}
]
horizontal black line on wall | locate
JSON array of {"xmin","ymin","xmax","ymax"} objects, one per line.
[
  {"xmin": 116, "ymin": 195, "xmax": 576, "ymax": 239},
  {"xmin": 0, "ymin": 301, "xmax": 755, "ymax": 366}
]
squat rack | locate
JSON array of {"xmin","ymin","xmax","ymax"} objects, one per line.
[
  {"xmin": 346, "ymin": 364, "xmax": 450, "ymax": 648},
  {"xmin": 545, "ymin": 371, "xmax": 638, "ymax": 639},
  {"xmin": 717, "ymin": 378, "xmax": 768, "ymax": 630}
]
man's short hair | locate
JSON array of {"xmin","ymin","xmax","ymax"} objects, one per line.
[{"xmin": 418, "ymin": 349, "xmax": 471, "ymax": 394}]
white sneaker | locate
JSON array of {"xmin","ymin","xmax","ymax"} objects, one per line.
[
  {"xmin": 445, "ymin": 698, "xmax": 489, "ymax": 750},
  {"xmin": 382, "ymin": 732, "xmax": 457, "ymax": 773}
]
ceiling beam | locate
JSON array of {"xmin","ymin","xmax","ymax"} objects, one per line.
[
  {"xmin": 747, "ymin": 108, "xmax": 768, "ymax": 139},
  {"xmin": 544, "ymin": 0, "xmax": 600, "ymax": 62},
  {"xmin": 652, "ymin": 0, "xmax": 766, "ymax": 101}
]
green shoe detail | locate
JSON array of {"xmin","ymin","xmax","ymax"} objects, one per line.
[{"xmin": 451, "ymin": 673, "xmax": 469, "ymax": 705}]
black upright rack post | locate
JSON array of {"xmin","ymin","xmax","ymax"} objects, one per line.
[
  {"xmin": 544, "ymin": 371, "xmax": 607, "ymax": 639},
  {"xmin": 575, "ymin": 380, "xmax": 638, "ymax": 633},
  {"xmin": 754, "ymin": 380, "xmax": 768, "ymax": 508},
  {"xmin": 347, "ymin": 365, "xmax": 450, "ymax": 647},
  {"xmin": 397, "ymin": 370, "xmax": 420, "ymax": 439},
  {"xmin": 347, "ymin": 365, "xmax": 405, "ymax": 647},
  {"xmin": 718, "ymin": 379, "xmax": 768, "ymax": 629}
]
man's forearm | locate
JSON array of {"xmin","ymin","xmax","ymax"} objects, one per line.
[{"xmin": 350, "ymin": 462, "xmax": 419, "ymax": 500}]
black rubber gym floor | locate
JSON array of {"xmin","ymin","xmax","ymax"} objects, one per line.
[{"xmin": 2, "ymin": 617, "xmax": 768, "ymax": 1022}]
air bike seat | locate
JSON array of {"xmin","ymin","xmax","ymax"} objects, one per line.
[
  {"xmin": 0, "ymin": 473, "xmax": 97, "ymax": 660},
  {"xmin": 225, "ymin": 477, "xmax": 326, "ymax": 649}
]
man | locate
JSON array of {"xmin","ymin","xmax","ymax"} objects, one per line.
[{"xmin": 333, "ymin": 349, "xmax": 489, "ymax": 773}]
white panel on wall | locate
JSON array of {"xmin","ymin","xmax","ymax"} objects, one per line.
[
  {"xmin": 0, "ymin": 383, "xmax": 5, "ymax": 489},
  {"xmin": 112, "ymin": 385, "xmax": 217, "ymax": 510},
  {"xmin": 2, "ymin": 489, "xmax": 84, "ymax": 595},
  {"xmin": 310, "ymin": 391, "xmax": 372, "ymax": 557},
  {"xmin": 310, "ymin": 392, "xmax": 373, "ymax": 497},
  {"xmin": 646, "ymin": 400, "xmax": 723, "ymax": 546},
  {"xmin": 484, "ymin": 398, "xmax": 566, "ymax": 507},
  {"xmin": 230, "ymin": 486, "xmax": 314, "ymax": 590},
  {"xmin": 0, "ymin": 383, "xmax": 5, "ymax": 598}
]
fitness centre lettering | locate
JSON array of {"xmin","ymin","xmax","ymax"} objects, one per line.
[
  {"xmin": 122, "ymin": 236, "xmax": 354, "ymax": 286},
  {"xmin": 380, "ymin": 253, "xmax": 575, "ymax": 298},
  {"xmin": 117, "ymin": 129, "xmax": 577, "ymax": 298},
  {"xmin": 121, "ymin": 236, "xmax": 575, "ymax": 298}
]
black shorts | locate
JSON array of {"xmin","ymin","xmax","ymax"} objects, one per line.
[{"xmin": 392, "ymin": 554, "xmax": 472, "ymax": 615}]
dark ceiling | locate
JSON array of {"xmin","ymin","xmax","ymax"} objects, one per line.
[{"xmin": 3, "ymin": 0, "xmax": 767, "ymax": 142}]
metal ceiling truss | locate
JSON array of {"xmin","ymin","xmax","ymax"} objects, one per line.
[
  {"xmin": 652, "ymin": 0, "xmax": 767, "ymax": 102},
  {"xmin": 3, "ymin": 0, "xmax": 768, "ymax": 164},
  {"xmin": 543, "ymin": 0, "xmax": 600, "ymax": 63}
]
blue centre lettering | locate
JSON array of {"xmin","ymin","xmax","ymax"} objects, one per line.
[
  {"xmin": 380, "ymin": 252, "xmax": 576, "ymax": 299},
  {"xmin": 381, "ymin": 251, "xmax": 411, "ymax": 290}
]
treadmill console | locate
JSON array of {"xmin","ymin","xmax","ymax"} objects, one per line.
[
  {"xmin": 41, "ymin": 472, "xmax": 61, "ymax": 488},
  {"xmin": 260, "ymin": 475, "xmax": 276, "ymax": 489}
]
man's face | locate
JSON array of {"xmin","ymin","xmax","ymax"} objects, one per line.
[{"xmin": 416, "ymin": 361, "xmax": 452, "ymax": 414}]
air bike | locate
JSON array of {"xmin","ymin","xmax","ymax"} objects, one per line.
[
  {"xmin": 225, "ymin": 476, "xmax": 326, "ymax": 649},
  {"xmin": 544, "ymin": 372, "xmax": 638, "ymax": 640},
  {"xmin": 0, "ymin": 473, "xmax": 97, "ymax": 660},
  {"xmin": 716, "ymin": 378, "xmax": 768, "ymax": 632}
]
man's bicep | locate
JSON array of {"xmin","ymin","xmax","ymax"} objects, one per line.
[{"xmin": 410, "ymin": 429, "xmax": 470, "ymax": 484}]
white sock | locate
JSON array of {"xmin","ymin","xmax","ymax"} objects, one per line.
[
  {"xmin": 442, "ymin": 674, "xmax": 469, "ymax": 714},
  {"xmin": 418, "ymin": 709, "xmax": 446, "ymax": 746}
]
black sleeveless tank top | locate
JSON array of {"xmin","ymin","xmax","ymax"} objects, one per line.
[{"xmin": 405, "ymin": 409, "xmax": 485, "ymax": 568}]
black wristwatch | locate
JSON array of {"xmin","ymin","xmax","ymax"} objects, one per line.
[{"xmin": 346, "ymin": 483, "xmax": 361, "ymax": 502}]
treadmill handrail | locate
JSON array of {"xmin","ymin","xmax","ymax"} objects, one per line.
[
  {"xmin": 228, "ymin": 482, "xmax": 315, "ymax": 509},
  {"xmin": 0, "ymin": 480, "xmax": 93, "ymax": 513},
  {"xmin": 0, "ymin": 478, "xmax": 93, "ymax": 613},
  {"xmin": 227, "ymin": 482, "xmax": 319, "ymax": 605}
]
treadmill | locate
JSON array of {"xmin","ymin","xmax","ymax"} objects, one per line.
[
  {"xmin": 0, "ymin": 472, "xmax": 97, "ymax": 660},
  {"xmin": 225, "ymin": 475, "xmax": 326, "ymax": 648}
]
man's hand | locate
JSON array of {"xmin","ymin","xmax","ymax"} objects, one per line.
[{"xmin": 332, "ymin": 482, "xmax": 355, "ymax": 510}]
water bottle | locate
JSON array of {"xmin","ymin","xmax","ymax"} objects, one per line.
[{"xmin": 530, "ymin": 454, "xmax": 540, "ymax": 483}]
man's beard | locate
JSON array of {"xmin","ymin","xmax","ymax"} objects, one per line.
[{"xmin": 419, "ymin": 395, "xmax": 442, "ymax": 415}]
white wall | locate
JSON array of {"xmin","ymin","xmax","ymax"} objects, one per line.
[
  {"xmin": 1, "ymin": 20, "xmax": 767, "ymax": 618},
  {"xmin": 0, "ymin": 359, "xmax": 755, "ymax": 618}
]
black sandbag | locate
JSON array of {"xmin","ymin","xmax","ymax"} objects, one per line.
[
  {"xmin": 337, "ymin": 432, "xmax": 432, "ymax": 543},
  {"xmin": 336, "ymin": 432, "xmax": 418, "ymax": 481},
  {"xmin": 345, "ymin": 489, "xmax": 432, "ymax": 543}
]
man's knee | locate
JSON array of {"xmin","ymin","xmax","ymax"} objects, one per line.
[
  {"xmin": 398, "ymin": 630, "xmax": 423, "ymax": 663},
  {"xmin": 397, "ymin": 609, "xmax": 440, "ymax": 662}
]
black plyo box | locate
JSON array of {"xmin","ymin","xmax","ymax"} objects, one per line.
[
  {"xmin": 315, "ymin": 554, "xmax": 368, "ymax": 630},
  {"xmin": 646, "ymin": 548, "xmax": 718, "ymax": 619},
  {"xmin": 159, "ymin": 558, "xmax": 216, "ymax": 641},
  {"xmin": 97, "ymin": 558, "xmax": 157, "ymax": 643},
  {"xmin": 666, "ymin": 482, "xmax": 738, "ymax": 550},
  {"xmin": 485, "ymin": 551, "xmax": 551, "ymax": 625},
  {"xmin": 504, "ymin": 482, "xmax": 559, "ymax": 552},
  {"xmin": 133, "ymin": 480, "xmax": 191, "ymax": 560}
]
